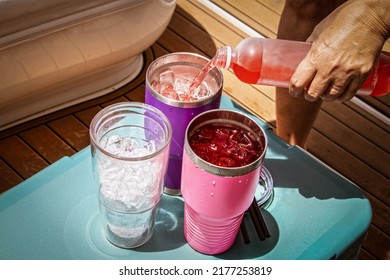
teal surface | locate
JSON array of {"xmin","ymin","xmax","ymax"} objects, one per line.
[{"xmin": 0, "ymin": 95, "xmax": 372, "ymax": 260}]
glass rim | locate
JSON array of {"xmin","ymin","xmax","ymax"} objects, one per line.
[{"xmin": 89, "ymin": 102, "xmax": 172, "ymax": 161}]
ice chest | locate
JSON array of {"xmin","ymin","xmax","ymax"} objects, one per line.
[{"xmin": 0, "ymin": 95, "xmax": 372, "ymax": 260}]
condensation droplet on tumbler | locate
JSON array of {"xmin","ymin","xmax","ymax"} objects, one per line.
[
  {"xmin": 212, "ymin": 180, "xmax": 216, "ymax": 187},
  {"xmin": 210, "ymin": 192, "xmax": 214, "ymax": 197},
  {"xmin": 238, "ymin": 180, "xmax": 242, "ymax": 184}
]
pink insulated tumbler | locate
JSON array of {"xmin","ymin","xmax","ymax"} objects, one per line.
[{"xmin": 181, "ymin": 109, "xmax": 267, "ymax": 254}]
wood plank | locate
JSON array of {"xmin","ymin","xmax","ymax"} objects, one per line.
[
  {"xmin": 0, "ymin": 158, "xmax": 23, "ymax": 193},
  {"xmin": 0, "ymin": 136, "xmax": 49, "ymax": 179},
  {"xmin": 157, "ymin": 28, "xmax": 206, "ymax": 55},
  {"xmin": 322, "ymin": 101, "xmax": 390, "ymax": 151},
  {"xmin": 212, "ymin": 0, "xmax": 279, "ymax": 38},
  {"xmin": 221, "ymin": 70, "xmax": 276, "ymax": 123},
  {"xmin": 385, "ymin": 40, "xmax": 390, "ymax": 52},
  {"xmin": 125, "ymin": 84, "xmax": 146, "ymax": 103},
  {"xmin": 177, "ymin": 0, "xmax": 241, "ymax": 39},
  {"xmin": 255, "ymin": 0, "xmax": 284, "ymax": 14},
  {"xmin": 364, "ymin": 192, "xmax": 390, "ymax": 236},
  {"xmin": 178, "ymin": 0, "xmax": 245, "ymax": 46},
  {"xmin": 357, "ymin": 95, "xmax": 390, "ymax": 118},
  {"xmin": 307, "ymin": 130, "xmax": 389, "ymax": 206},
  {"xmin": 47, "ymin": 116, "xmax": 90, "ymax": 151},
  {"xmin": 363, "ymin": 224, "xmax": 390, "ymax": 260},
  {"xmin": 315, "ymin": 110, "xmax": 390, "ymax": 177},
  {"xmin": 374, "ymin": 93, "xmax": 390, "ymax": 108},
  {"xmin": 169, "ymin": 10, "xmax": 218, "ymax": 58},
  {"xmin": 74, "ymin": 106, "xmax": 102, "ymax": 127},
  {"xmin": 101, "ymin": 96, "xmax": 130, "ymax": 108},
  {"xmin": 344, "ymin": 101, "xmax": 389, "ymax": 132},
  {"xmin": 151, "ymin": 43, "xmax": 170, "ymax": 58},
  {"xmin": 358, "ymin": 248, "xmax": 375, "ymax": 260},
  {"xmin": 19, "ymin": 125, "xmax": 75, "ymax": 163}
]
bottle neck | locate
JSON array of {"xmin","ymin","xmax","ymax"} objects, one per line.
[{"xmin": 214, "ymin": 46, "xmax": 233, "ymax": 69}]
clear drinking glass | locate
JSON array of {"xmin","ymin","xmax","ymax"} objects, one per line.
[{"xmin": 89, "ymin": 102, "xmax": 172, "ymax": 248}]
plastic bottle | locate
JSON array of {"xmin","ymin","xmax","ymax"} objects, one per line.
[{"xmin": 213, "ymin": 37, "xmax": 390, "ymax": 96}]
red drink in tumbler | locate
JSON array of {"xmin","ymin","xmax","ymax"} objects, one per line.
[{"xmin": 189, "ymin": 124, "xmax": 262, "ymax": 168}]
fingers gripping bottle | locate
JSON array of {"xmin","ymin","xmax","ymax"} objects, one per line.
[{"xmin": 213, "ymin": 37, "xmax": 390, "ymax": 96}]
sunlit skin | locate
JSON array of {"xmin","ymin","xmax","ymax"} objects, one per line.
[
  {"xmin": 276, "ymin": 0, "xmax": 390, "ymax": 148},
  {"xmin": 290, "ymin": 0, "xmax": 390, "ymax": 102}
]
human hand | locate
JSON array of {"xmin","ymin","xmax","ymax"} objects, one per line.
[{"xmin": 289, "ymin": 0, "xmax": 390, "ymax": 102}]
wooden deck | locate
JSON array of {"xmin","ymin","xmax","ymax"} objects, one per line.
[{"xmin": 0, "ymin": 0, "xmax": 389, "ymax": 260}]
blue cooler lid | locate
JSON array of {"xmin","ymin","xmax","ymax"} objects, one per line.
[{"xmin": 0, "ymin": 95, "xmax": 372, "ymax": 260}]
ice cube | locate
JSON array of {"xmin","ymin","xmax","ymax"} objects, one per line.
[
  {"xmin": 192, "ymin": 82, "xmax": 211, "ymax": 99},
  {"xmin": 174, "ymin": 78, "xmax": 190, "ymax": 95},
  {"xmin": 98, "ymin": 135, "xmax": 164, "ymax": 212},
  {"xmin": 101, "ymin": 135, "xmax": 122, "ymax": 155},
  {"xmin": 119, "ymin": 137, "xmax": 134, "ymax": 153},
  {"xmin": 150, "ymin": 80, "xmax": 161, "ymax": 92},
  {"xmin": 159, "ymin": 69, "xmax": 175, "ymax": 85},
  {"xmin": 160, "ymin": 83, "xmax": 179, "ymax": 100},
  {"xmin": 144, "ymin": 139, "xmax": 156, "ymax": 154}
]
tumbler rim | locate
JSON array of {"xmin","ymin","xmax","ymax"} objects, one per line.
[
  {"xmin": 145, "ymin": 52, "xmax": 223, "ymax": 108},
  {"xmin": 184, "ymin": 109, "xmax": 267, "ymax": 176}
]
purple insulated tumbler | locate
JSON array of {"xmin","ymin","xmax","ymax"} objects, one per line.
[{"xmin": 145, "ymin": 52, "xmax": 223, "ymax": 195}]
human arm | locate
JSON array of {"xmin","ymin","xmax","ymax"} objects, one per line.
[{"xmin": 289, "ymin": 0, "xmax": 390, "ymax": 102}]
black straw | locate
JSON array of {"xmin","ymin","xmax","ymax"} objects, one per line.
[
  {"xmin": 240, "ymin": 217, "xmax": 251, "ymax": 244},
  {"xmin": 245, "ymin": 198, "xmax": 270, "ymax": 241},
  {"xmin": 240, "ymin": 198, "xmax": 271, "ymax": 243}
]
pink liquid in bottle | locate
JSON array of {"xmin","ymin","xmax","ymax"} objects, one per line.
[
  {"xmin": 189, "ymin": 123, "xmax": 263, "ymax": 167},
  {"xmin": 207, "ymin": 37, "xmax": 390, "ymax": 96}
]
